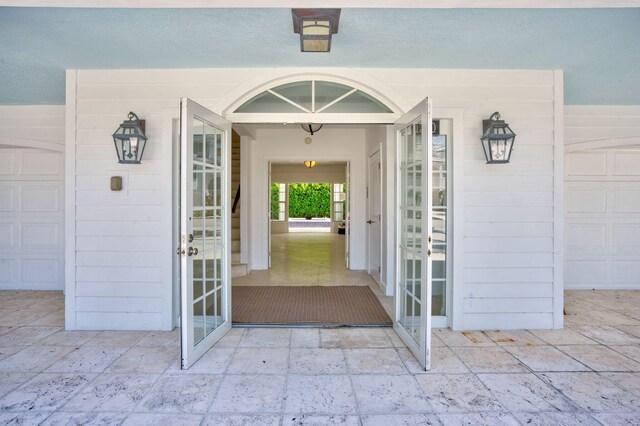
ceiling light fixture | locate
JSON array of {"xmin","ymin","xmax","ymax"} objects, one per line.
[
  {"xmin": 292, "ymin": 9, "xmax": 341, "ymax": 53},
  {"xmin": 304, "ymin": 160, "xmax": 317, "ymax": 169},
  {"xmin": 301, "ymin": 123, "xmax": 323, "ymax": 135}
]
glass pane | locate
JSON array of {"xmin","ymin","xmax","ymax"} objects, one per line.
[
  {"xmin": 235, "ymin": 91, "xmax": 305, "ymax": 113},
  {"xmin": 205, "ymin": 172, "xmax": 215, "ymax": 207},
  {"xmin": 205, "ymin": 124, "xmax": 217, "ymax": 166},
  {"xmin": 315, "ymin": 81, "xmax": 352, "ymax": 111},
  {"xmin": 193, "ymin": 119, "xmax": 204, "ymax": 162},
  {"xmin": 215, "ymin": 171, "xmax": 222, "ymax": 207},
  {"xmin": 321, "ymin": 90, "xmax": 393, "ymax": 113},
  {"xmin": 193, "ymin": 280, "xmax": 203, "ymax": 300},
  {"xmin": 193, "ymin": 172, "xmax": 203, "ymax": 208},
  {"xmin": 193, "ymin": 300, "xmax": 204, "ymax": 345},
  {"xmin": 272, "ymin": 81, "xmax": 312, "ymax": 111},
  {"xmin": 205, "ymin": 294, "xmax": 215, "ymax": 337},
  {"xmin": 433, "ymin": 281, "xmax": 446, "ymax": 316}
]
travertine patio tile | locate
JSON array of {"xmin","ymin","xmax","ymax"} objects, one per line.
[
  {"xmin": 572, "ymin": 325, "xmax": 640, "ymax": 345},
  {"xmin": 209, "ymin": 374, "xmax": 286, "ymax": 413},
  {"xmin": 361, "ymin": 414, "xmax": 442, "ymax": 425},
  {"xmin": 529, "ymin": 328, "xmax": 598, "ymax": 345},
  {"xmin": 0, "ymin": 345, "xmax": 24, "ymax": 361},
  {"xmin": 213, "ymin": 328, "xmax": 245, "ymax": 348},
  {"xmin": 166, "ymin": 347, "xmax": 234, "ymax": 374},
  {"xmin": 339, "ymin": 328, "xmax": 394, "ymax": 348},
  {"xmin": 289, "ymin": 348, "xmax": 347, "ymax": 374},
  {"xmin": 0, "ymin": 345, "xmax": 75, "ymax": 372},
  {"xmin": 539, "ymin": 372, "xmax": 638, "ymax": 412},
  {"xmin": 38, "ymin": 330, "xmax": 100, "ymax": 346},
  {"xmin": 559, "ymin": 345, "xmax": 640, "ymax": 372},
  {"xmin": 599, "ymin": 372, "xmax": 640, "ymax": 396},
  {"xmin": 284, "ymin": 375, "xmax": 358, "ymax": 414},
  {"xmin": 609, "ymin": 345, "xmax": 640, "ymax": 364},
  {"xmin": 84, "ymin": 330, "xmax": 149, "ymax": 347},
  {"xmin": 415, "ymin": 373, "xmax": 503, "ymax": 413},
  {"xmin": 320, "ymin": 329, "xmax": 341, "ymax": 348},
  {"xmin": 345, "ymin": 348, "xmax": 407, "ymax": 374},
  {"xmin": 138, "ymin": 374, "xmax": 221, "ymax": 413},
  {"xmin": 512, "ymin": 412, "xmax": 602, "ymax": 426},
  {"xmin": 136, "ymin": 329, "xmax": 180, "ymax": 347},
  {"xmin": 40, "ymin": 412, "xmax": 128, "ymax": 426},
  {"xmin": 45, "ymin": 346, "xmax": 128, "ymax": 373},
  {"xmin": 291, "ymin": 328, "xmax": 320, "ymax": 347},
  {"xmin": 238, "ymin": 328, "xmax": 291, "ymax": 347},
  {"xmin": 0, "ymin": 326, "xmax": 13, "ymax": 336},
  {"xmin": 226, "ymin": 347, "xmax": 288, "ymax": 374},
  {"xmin": 0, "ymin": 372, "xmax": 35, "ymax": 399},
  {"xmin": 477, "ymin": 373, "xmax": 577, "ymax": 412},
  {"xmin": 284, "ymin": 415, "xmax": 360, "ymax": 426},
  {"xmin": 0, "ymin": 325, "xmax": 61, "ymax": 346},
  {"xmin": 205, "ymin": 414, "xmax": 280, "ymax": 426},
  {"xmin": 614, "ymin": 325, "xmax": 640, "ymax": 339},
  {"xmin": 437, "ymin": 412, "xmax": 520, "ymax": 426},
  {"xmin": 0, "ymin": 412, "xmax": 50, "ymax": 425},
  {"xmin": 398, "ymin": 347, "xmax": 469, "ymax": 375},
  {"xmin": 433, "ymin": 329, "xmax": 495, "ymax": 347},
  {"xmin": 63, "ymin": 373, "xmax": 157, "ymax": 412},
  {"xmin": 122, "ymin": 413, "xmax": 203, "ymax": 426},
  {"xmin": 505, "ymin": 345, "xmax": 590, "ymax": 372},
  {"xmin": 0, "ymin": 308, "xmax": 55, "ymax": 326},
  {"xmin": 592, "ymin": 412, "xmax": 640, "ymax": 426},
  {"xmin": 0, "ymin": 372, "xmax": 94, "ymax": 411},
  {"xmin": 30, "ymin": 310, "xmax": 65, "ymax": 327},
  {"xmin": 450, "ymin": 346, "xmax": 527, "ymax": 373},
  {"xmin": 352, "ymin": 375, "xmax": 433, "ymax": 414},
  {"xmin": 106, "ymin": 346, "xmax": 178, "ymax": 373},
  {"xmin": 484, "ymin": 330, "xmax": 546, "ymax": 346}
]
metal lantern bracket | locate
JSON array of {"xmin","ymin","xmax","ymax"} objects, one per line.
[
  {"xmin": 301, "ymin": 123, "xmax": 323, "ymax": 135},
  {"xmin": 112, "ymin": 111, "xmax": 148, "ymax": 164}
]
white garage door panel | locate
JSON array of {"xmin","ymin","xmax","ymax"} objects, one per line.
[
  {"xmin": 565, "ymin": 148, "xmax": 640, "ymax": 290},
  {"xmin": 0, "ymin": 148, "xmax": 64, "ymax": 290}
]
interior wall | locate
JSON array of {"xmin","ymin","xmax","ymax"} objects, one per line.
[{"xmin": 248, "ymin": 126, "xmax": 367, "ymax": 270}]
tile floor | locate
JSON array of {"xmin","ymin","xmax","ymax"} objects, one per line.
[{"xmin": 0, "ymin": 290, "xmax": 639, "ymax": 425}]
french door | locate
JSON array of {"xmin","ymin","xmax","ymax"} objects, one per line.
[
  {"xmin": 179, "ymin": 98, "xmax": 232, "ymax": 369},
  {"xmin": 394, "ymin": 98, "xmax": 433, "ymax": 370}
]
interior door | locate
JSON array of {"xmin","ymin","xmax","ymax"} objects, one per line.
[
  {"xmin": 368, "ymin": 151, "xmax": 382, "ymax": 284},
  {"xmin": 179, "ymin": 98, "xmax": 232, "ymax": 369},
  {"xmin": 268, "ymin": 161, "xmax": 272, "ymax": 268},
  {"xmin": 394, "ymin": 98, "xmax": 433, "ymax": 370}
]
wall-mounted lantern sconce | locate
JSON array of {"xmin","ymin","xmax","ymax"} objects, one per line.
[
  {"xmin": 304, "ymin": 160, "xmax": 317, "ymax": 169},
  {"xmin": 113, "ymin": 111, "xmax": 148, "ymax": 164},
  {"xmin": 292, "ymin": 9, "xmax": 341, "ymax": 52},
  {"xmin": 480, "ymin": 112, "xmax": 516, "ymax": 164}
]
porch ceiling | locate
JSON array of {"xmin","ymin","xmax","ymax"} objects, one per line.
[{"xmin": 0, "ymin": 7, "xmax": 639, "ymax": 105}]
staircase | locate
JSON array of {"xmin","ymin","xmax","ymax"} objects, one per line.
[{"xmin": 231, "ymin": 130, "xmax": 248, "ymax": 278}]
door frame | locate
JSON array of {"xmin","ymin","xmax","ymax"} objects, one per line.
[{"xmin": 367, "ymin": 148, "xmax": 382, "ymax": 286}]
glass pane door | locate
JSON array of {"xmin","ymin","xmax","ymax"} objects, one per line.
[
  {"xmin": 180, "ymin": 98, "xmax": 232, "ymax": 369},
  {"xmin": 394, "ymin": 98, "xmax": 433, "ymax": 370}
]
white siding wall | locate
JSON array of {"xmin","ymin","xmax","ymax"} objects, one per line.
[
  {"xmin": 67, "ymin": 68, "xmax": 562, "ymax": 331},
  {"xmin": 0, "ymin": 106, "xmax": 65, "ymax": 291},
  {"xmin": 565, "ymin": 106, "xmax": 640, "ymax": 290}
]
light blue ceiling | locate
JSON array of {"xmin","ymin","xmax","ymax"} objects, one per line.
[{"xmin": 0, "ymin": 7, "xmax": 639, "ymax": 105}]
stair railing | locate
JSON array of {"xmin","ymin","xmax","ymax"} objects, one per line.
[{"xmin": 232, "ymin": 184, "xmax": 240, "ymax": 214}]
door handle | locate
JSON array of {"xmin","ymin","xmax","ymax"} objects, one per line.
[
  {"xmin": 187, "ymin": 247, "xmax": 198, "ymax": 256},
  {"xmin": 176, "ymin": 247, "xmax": 185, "ymax": 256},
  {"xmin": 366, "ymin": 219, "xmax": 373, "ymax": 224}
]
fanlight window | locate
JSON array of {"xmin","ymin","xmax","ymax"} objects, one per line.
[{"xmin": 234, "ymin": 80, "xmax": 393, "ymax": 114}]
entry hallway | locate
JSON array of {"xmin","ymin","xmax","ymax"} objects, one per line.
[{"xmin": 0, "ymin": 291, "xmax": 639, "ymax": 425}]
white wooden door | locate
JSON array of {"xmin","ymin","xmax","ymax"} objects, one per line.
[
  {"xmin": 268, "ymin": 161, "xmax": 272, "ymax": 268},
  {"xmin": 394, "ymin": 98, "xmax": 433, "ymax": 370},
  {"xmin": 179, "ymin": 98, "xmax": 232, "ymax": 369},
  {"xmin": 368, "ymin": 151, "xmax": 382, "ymax": 284},
  {"xmin": 345, "ymin": 162, "xmax": 351, "ymax": 269}
]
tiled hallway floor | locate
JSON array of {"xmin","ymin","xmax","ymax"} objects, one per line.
[{"xmin": 1, "ymin": 290, "xmax": 639, "ymax": 425}]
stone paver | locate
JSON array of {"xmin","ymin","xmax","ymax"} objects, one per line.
[{"xmin": 0, "ymin": 289, "xmax": 639, "ymax": 424}]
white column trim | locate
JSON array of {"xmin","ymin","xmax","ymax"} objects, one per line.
[
  {"xmin": 64, "ymin": 69, "xmax": 77, "ymax": 330},
  {"xmin": 553, "ymin": 69, "xmax": 565, "ymax": 329}
]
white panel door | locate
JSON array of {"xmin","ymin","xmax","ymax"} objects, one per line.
[
  {"xmin": 179, "ymin": 98, "xmax": 232, "ymax": 369},
  {"xmin": 394, "ymin": 98, "xmax": 433, "ymax": 370},
  {"xmin": 565, "ymin": 148, "xmax": 640, "ymax": 289},
  {"xmin": 345, "ymin": 162, "xmax": 351, "ymax": 269},
  {"xmin": 368, "ymin": 151, "xmax": 382, "ymax": 284},
  {"xmin": 0, "ymin": 148, "xmax": 64, "ymax": 290}
]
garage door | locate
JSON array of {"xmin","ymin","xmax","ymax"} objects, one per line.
[
  {"xmin": 565, "ymin": 148, "xmax": 640, "ymax": 290},
  {"xmin": 0, "ymin": 148, "xmax": 64, "ymax": 290}
]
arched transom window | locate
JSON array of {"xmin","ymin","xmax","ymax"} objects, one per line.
[{"xmin": 234, "ymin": 80, "xmax": 393, "ymax": 114}]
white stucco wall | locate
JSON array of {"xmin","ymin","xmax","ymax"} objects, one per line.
[{"xmin": 65, "ymin": 67, "xmax": 563, "ymax": 331}]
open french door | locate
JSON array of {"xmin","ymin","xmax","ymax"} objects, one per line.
[
  {"xmin": 179, "ymin": 98, "xmax": 232, "ymax": 369},
  {"xmin": 394, "ymin": 98, "xmax": 433, "ymax": 370},
  {"xmin": 345, "ymin": 162, "xmax": 351, "ymax": 269}
]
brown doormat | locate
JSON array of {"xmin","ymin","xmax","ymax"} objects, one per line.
[{"xmin": 232, "ymin": 286, "xmax": 392, "ymax": 326}]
